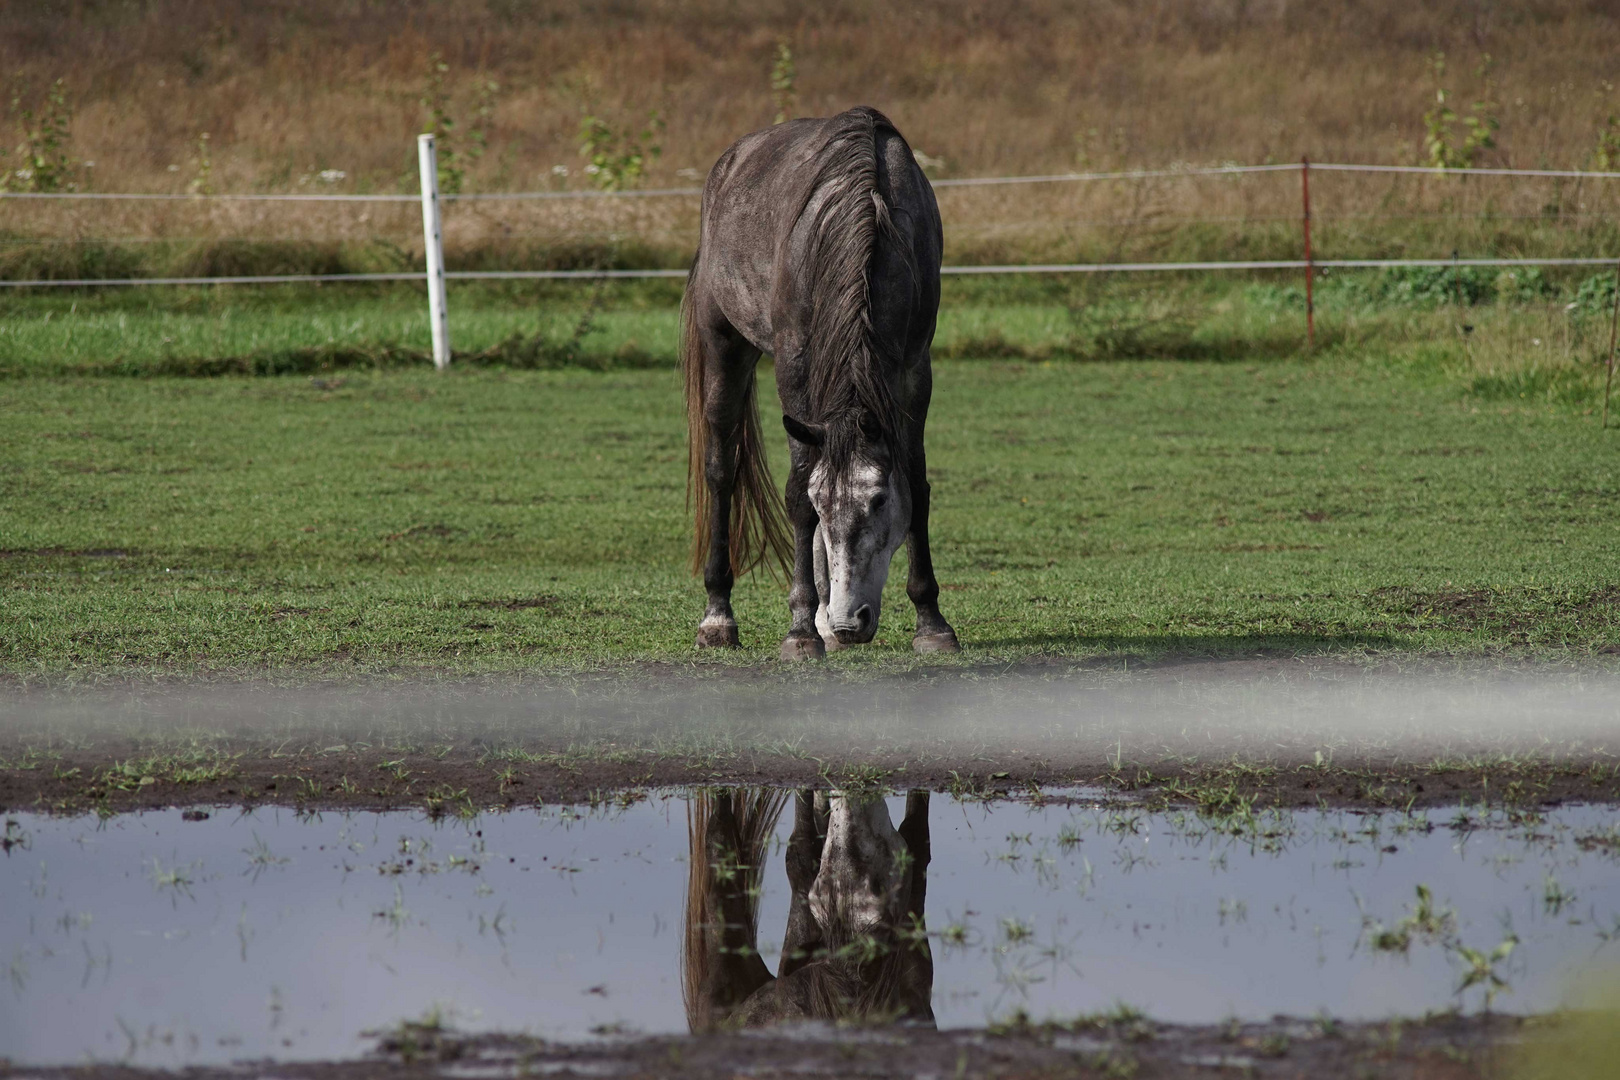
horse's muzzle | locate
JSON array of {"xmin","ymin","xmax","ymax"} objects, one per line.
[{"xmin": 832, "ymin": 605, "xmax": 876, "ymax": 645}]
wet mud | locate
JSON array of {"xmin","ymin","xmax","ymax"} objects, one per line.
[
  {"xmin": 4, "ymin": 738, "xmax": 1620, "ymax": 816},
  {"xmin": 0, "ymin": 1014, "xmax": 1531, "ymax": 1080}
]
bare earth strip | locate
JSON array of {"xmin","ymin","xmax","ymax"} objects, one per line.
[{"xmin": 0, "ymin": 1014, "xmax": 1531, "ymax": 1080}]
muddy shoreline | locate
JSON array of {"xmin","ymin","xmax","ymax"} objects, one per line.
[
  {"xmin": 0, "ymin": 1014, "xmax": 1537, "ymax": 1079},
  {"xmin": 4, "ymin": 739, "xmax": 1620, "ymax": 816}
]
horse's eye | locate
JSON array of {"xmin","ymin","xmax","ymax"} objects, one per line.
[{"xmin": 870, "ymin": 492, "xmax": 887, "ymax": 514}]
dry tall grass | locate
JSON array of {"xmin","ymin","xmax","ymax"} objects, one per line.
[
  {"xmin": 4, "ymin": 1, "xmax": 1620, "ymax": 272},
  {"xmin": 10, "ymin": 1, "xmax": 1620, "ymax": 190}
]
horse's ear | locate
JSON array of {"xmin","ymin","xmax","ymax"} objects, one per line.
[{"xmin": 782, "ymin": 414, "xmax": 826, "ymax": 447}]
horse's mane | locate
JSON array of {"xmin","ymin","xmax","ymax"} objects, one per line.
[{"xmin": 797, "ymin": 106, "xmax": 912, "ymax": 470}]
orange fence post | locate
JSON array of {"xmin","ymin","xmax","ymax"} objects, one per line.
[
  {"xmin": 1604, "ymin": 258, "xmax": 1619, "ymax": 429},
  {"xmin": 1301, "ymin": 156, "xmax": 1314, "ymax": 348}
]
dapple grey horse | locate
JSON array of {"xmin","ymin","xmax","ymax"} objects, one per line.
[
  {"xmin": 683, "ymin": 106, "xmax": 958, "ymax": 659},
  {"xmin": 683, "ymin": 789, "xmax": 933, "ymax": 1029}
]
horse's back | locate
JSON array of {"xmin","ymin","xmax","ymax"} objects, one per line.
[{"xmin": 692, "ymin": 108, "xmax": 940, "ymax": 363}]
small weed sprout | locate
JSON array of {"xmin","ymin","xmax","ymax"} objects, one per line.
[
  {"xmin": 934, "ymin": 913, "xmax": 974, "ymax": 949},
  {"xmin": 1542, "ymin": 871, "xmax": 1576, "ymax": 915},
  {"xmin": 1452, "ymin": 932, "xmax": 1518, "ymax": 1008},
  {"xmin": 148, "ymin": 856, "xmax": 196, "ymax": 900},
  {"xmin": 1595, "ymin": 116, "xmax": 1620, "ymax": 172},
  {"xmin": 468, "ymin": 79, "xmax": 499, "ymax": 170},
  {"xmin": 1362, "ymin": 884, "xmax": 1455, "ymax": 953},
  {"xmin": 1593, "ymin": 82, "xmax": 1620, "ymax": 171},
  {"xmin": 5, "ymin": 78, "xmax": 77, "ymax": 192},
  {"xmin": 188, "ymin": 132, "xmax": 212, "ymax": 195},
  {"xmin": 578, "ymin": 111, "xmax": 664, "ymax": 191},
  {"xmin": 1421, "ymin": 52, "xmax": 1499, "ymax": 170},
  {"xmin": 1258, "ymin": 1032, "xmax": 1291, "ymax": 1058},
  {"xmin": 421, "ymin": 53, "xmax": 461, "ymax": 195},
  {"xmin": 769, "ymin": 40, "xmax": 797, "ymax": 124},
  {"xmin": 374, "ymin": 883, "xmax": 410, "ymax": 936},
  {"xmin": 243, "ymin": 833, "xmax": 290, "ymax": 880},
  {"xmin": 368, "ymin": 1003, "xmax": 460, "ymax": 1063},
  {"xmin": 1360, "ymin": 885, "xmax": 1520, "ymax": 1008}
]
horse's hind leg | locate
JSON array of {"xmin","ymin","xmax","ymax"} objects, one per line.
[{"xmin": 695, "ymin": 318, "xmax": 761, "ymax": 649}]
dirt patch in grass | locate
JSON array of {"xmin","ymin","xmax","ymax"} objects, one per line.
[
  {"xmin": 4, "ymin": 734, "xmax": 1616, "ymax": 818},
  {"xmin": 460, "ymin": 595, "xmax": 563, "ymax": 612},
  {"xmin": 1370, "ymin": 585, "xmax": 1620, "ymax": 642},
  {"xmin": 3, "ymin": 1012, "xmax": 1524, "ymax": 1079}
]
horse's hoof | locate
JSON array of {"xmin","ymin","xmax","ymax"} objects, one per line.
[
  {"xmin": 695, "ymin": 620, "xmax": 740, "ymax": 649},
  {"xmin": 780, "ymin": 634, "xmax": 826, "ymax": 661},
  {"xmin": 913, "ymin": 630, "xmax": 960, "ymax": 654}
]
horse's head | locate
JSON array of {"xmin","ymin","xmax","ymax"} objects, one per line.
[
  {"xmin": 807, "ymin": 792, "xmax": 914, "ymax": 948},
  {"xmin": 784, "ymin": 411, "xmax": 910, "ymax": 646}
]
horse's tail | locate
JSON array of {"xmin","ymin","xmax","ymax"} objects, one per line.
[
  {"xmin": 681, "ymin": 788, "xmax": 788, "ymax": 1031},
  {"xmin": 683, "ymin": 264, "xmax": 792, "ymax": 579}
]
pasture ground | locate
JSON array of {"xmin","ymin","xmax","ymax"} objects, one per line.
[{"xmin": 4, "ymin": 275, "xmax": 1620, "ymax": 680}]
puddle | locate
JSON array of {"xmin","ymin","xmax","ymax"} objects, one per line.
[{"xmin": 2, "ymin": 792, "xmax": 1618, "ymax": 1066}]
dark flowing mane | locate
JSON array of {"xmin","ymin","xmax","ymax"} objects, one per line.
[{"xmin": 796, "ymin": 106, "xmax": 912, "ymax": 471}]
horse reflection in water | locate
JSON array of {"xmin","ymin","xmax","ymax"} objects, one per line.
[{"xmin": 683, "ymin": 789, "xmax": 933, "ymax": 1029}]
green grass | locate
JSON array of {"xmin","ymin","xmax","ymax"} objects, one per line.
[
  {"xmin": 3, "ymin": 303, "xmax": 1619, "ymax": 677},
  {"xmin": 3, "ymin": 270, "xmax": 1617, "ymax": 380}
]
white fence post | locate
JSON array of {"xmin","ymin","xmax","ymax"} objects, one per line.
[{"xmin": 417, "ymin": 134, "xmax": 451, "ymax": 370}]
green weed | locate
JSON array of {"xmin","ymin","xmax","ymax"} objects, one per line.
[{"xmin": 578, "ymin": 112, "xmax": 663, "ymax": 192}]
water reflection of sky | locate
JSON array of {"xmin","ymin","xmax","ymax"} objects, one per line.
[{"xmin": 3, "ymin": 794, "xmax": 1617, "ymax": 1066}]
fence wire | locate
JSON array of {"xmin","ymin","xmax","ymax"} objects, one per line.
[{"xmin": 2, "ymin": 161, "xmax": 1618, "ymax": 287}]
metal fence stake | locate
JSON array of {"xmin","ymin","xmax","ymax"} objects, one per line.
[
  {"xmin": 1301, "ymin": 157, "xmax": 1314, "ymax": 348},
  {"xmin": 417, "ymin": 134, "xmax": 451, "ymax": 371}
]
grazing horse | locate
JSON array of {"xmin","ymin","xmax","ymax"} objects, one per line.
[
  {"xmin": 683, "ymin": 788, "xmax": 933, "ymax": 1030},
  {"xmin": 683, "ymin": 106, "xmax": 959, "ymax": 659}
]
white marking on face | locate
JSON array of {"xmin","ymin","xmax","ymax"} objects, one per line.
[
  {"xmin": 808, "ymin": 792, "xmax": 908, "ymax": 945},
  {"xmin": 809, "ymin": 458, "xmax": 910, "ymax": 645}
]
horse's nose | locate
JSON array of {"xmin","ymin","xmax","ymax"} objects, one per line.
[{"xmin": 834, "ymin": 605, "xmax": 875, "ymax": 645}]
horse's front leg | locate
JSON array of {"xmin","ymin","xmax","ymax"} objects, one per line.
[
  {"xmin": 906, "ymin": 452, "xmax": 960, "ymax": 653},
  {"xmin": 780, "ymin": 442, "xmax": 826, "ymax": 660}
]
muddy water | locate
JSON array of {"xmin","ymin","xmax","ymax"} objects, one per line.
[{"xmin": 2, "ymin": 793, "xmax": 1617, "ymax": 1066}]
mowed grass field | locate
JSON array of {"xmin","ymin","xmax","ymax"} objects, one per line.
[{"xmin": 4, "ymin": 300, "xmax": 1619, "ymax": 679}]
